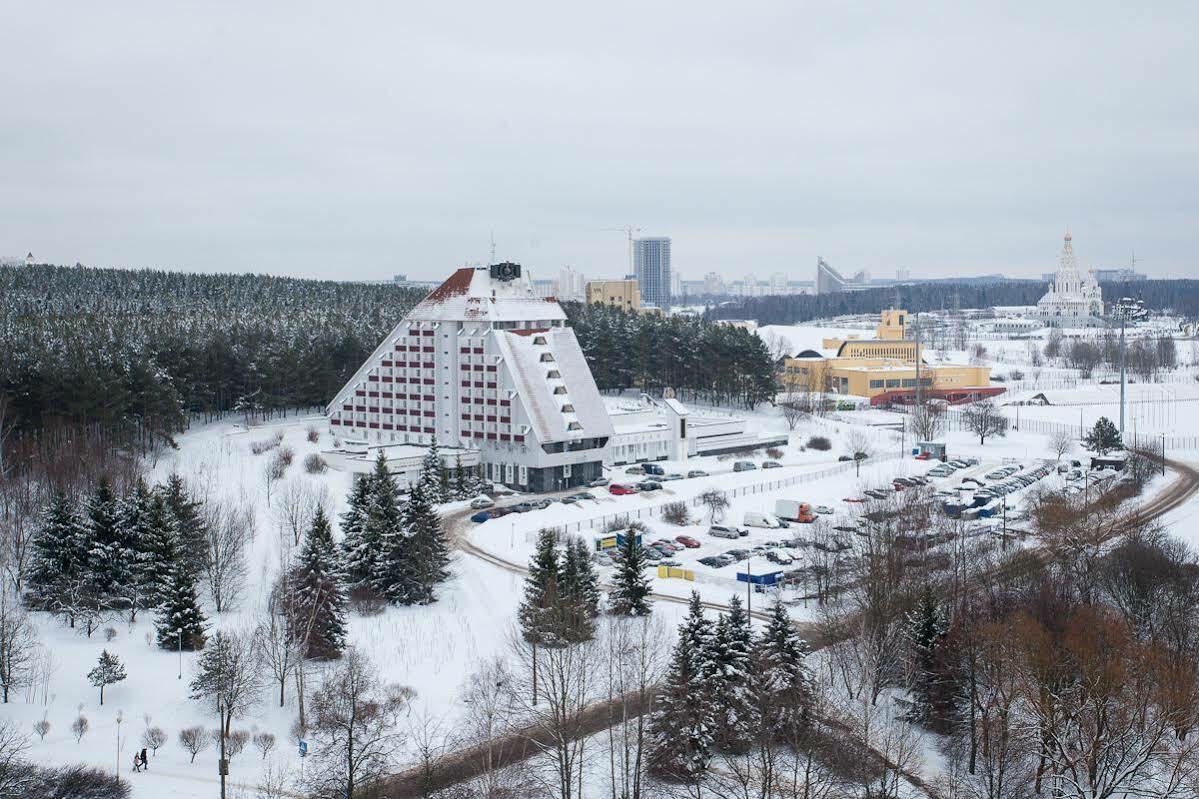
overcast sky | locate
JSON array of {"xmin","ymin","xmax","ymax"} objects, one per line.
[{"xmin": 2, "ymin": 2, "xmax": 1195, "ymax": 283}]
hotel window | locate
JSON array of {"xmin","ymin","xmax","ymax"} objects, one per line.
[
  {"xmin": 518, "ymin": 465, "xmax": 528, "ymax": 484},
  {"xmin": 567, "ymin": 422, "xmax": 582, "ymax": 431},
  {"xmin": 869, "ymin": 379, "xmax": 884, "ymax": 389},
  {"xmin": 539, "ymin": 353, "xmax": 555, "ymax": 362},
  {"xmin": 561, "ymin": 404, "xmax": 575, "ymax": 413}
]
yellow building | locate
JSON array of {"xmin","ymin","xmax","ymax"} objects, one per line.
[
  {"xmin": 585, "ymin": 279, "xmax": 641, "ymax": 311},
  {"xmin": 782, "ymin": 310, "xmax": 1001, "ymax": 405}
]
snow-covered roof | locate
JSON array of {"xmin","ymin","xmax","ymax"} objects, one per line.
[
  {"xmin": 493, "ymin": 327, "xmax": 614, "ymax": 444},
  {"xmin": 407, "ymin": 267, "xmax": 567, "ymax": 324}
]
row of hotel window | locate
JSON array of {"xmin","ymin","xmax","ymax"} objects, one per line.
[{"xmin": 330, "ymin": 417, "xmax": 527, "ymax": 443}]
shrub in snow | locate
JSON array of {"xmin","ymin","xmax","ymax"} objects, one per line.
[
  {"xmin": 104, "ymin": 627, "xmax": 117, "ymax": 642},
  {"xmin": 250, "ymin": 438, "xmax": 279, "ymax": 456},
  {"xmin": 266, "ymin": 454, "xmax": 288, "ymax": 482},
  {"xmin": 806, "ymin": 435, "xmax": 831, "ymax": 451},
  {"xmin": 71, "ymin": 715, "xmax": 89, "ymax": 743},
  {"xmin": 26, "ymin": 764, "xmax": 130, "ymax": 799},
  {"xmin": 304, "ymin": 453, "xmax": 328, "ymax": 474},
  {"xmin": 766, "ymin": 447, "xmax": 784, "ymax": 459},
  {"xmin": 276, "ymin": 446, "xmax": 294, "ymax": 467},
  {"xmin": 179, "ymin": 726, "xmax": 211, "ymax": 763},
  {"xmin": 141, "ymin": 726, "xmax": 167, "ymax": 755},
  {"xmin": 661, "ymin": 502, "xmax": 691, "ymax": 526},
  {"xmin": 216, "ymin": 728, "xmax": 249, "ymax": 757},
  {"xmin": 253, "ymin": 731, "xmax": 277, "ymax": 759},
  {"xmin": 306, "ymin": 426, "xmax": 320, "ymax": 443},
  {"xmin": 348, "ymin": 587, "xmax": 386, "ymax": 617},
  {"xmin": 33, "ymin": 719, "xmax": 50, "ymax": 740}
]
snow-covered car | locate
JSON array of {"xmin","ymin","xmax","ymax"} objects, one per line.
[
  {"xmin": 589, "ymin": 477, "xmax": 611, "ymax": 487},
  {"xmin": 815, "ymin": 505, "xmax": 834, "ymax": 515},
  {"xmin": 687, "ymin": 469, "xmax": 708, "ymax": 478},
  {"xmin": 469, "ymin": 497, "xmax": 494, "ymax": 509}
]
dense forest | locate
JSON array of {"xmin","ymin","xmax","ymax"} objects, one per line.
[
  {"xmin": 0, "ymin": 265, "xmax": 778, "ymax": 471},
  {"xmin": 707, "ymin": 279, "xmax": 1199, "ymax": 326}
]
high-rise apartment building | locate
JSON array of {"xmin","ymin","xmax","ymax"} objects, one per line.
[
  {"xmin": 633, "ymin": 237, "xmax": 671, "ymax": 309},
  {"xmin": 557, "ymin": 265, "xmax": 586, "ymax": 300}
]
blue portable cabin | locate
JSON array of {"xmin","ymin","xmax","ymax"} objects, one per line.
[{"xmin": 736, "ymin": 570, "xmax": 782, "ymax": 586}]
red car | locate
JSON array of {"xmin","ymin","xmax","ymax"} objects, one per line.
[
  {"xmin": 674, "ymin": 535, "xmax": 701, "ymax": 548},
  {"xmin": 915, "ymin": 452, "xmax": 932, "ymax": 460},
  {"xmin": 609, "ymin": 483, "xmax": 637, "ymax": 496}
]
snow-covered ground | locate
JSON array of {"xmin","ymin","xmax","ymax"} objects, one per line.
[{"xmin": 8, "ymin": 369, "xmax": 1199, "ymax": 796}]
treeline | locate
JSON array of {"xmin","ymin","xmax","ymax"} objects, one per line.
[
  {"xmin": 707, "ymin": 279, "xmax": 1199, "ymax": 326},
  {"xmin": 0, "ymin": 263, "xmax": 425, "ymax": 454},
  {"xmin": 563, "ymin": 302, "xmax": 777, "ymax": 408}
]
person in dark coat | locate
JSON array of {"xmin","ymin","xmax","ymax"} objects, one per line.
[{"xmin": 140, "ymin": 748, "xmax": 149, "ymax": 769}]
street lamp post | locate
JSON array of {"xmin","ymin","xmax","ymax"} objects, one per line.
[
  {"xmin": 178, "ymin": 629, "xmax": 182, "ymax": 679},
  {"xmin": 115, "ymin": 710, "xmax": 123, "ymax": 784}
]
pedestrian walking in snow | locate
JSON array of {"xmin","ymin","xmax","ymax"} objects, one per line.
[
  {"xmin": 140, "ymin": 748, "xmax": 149, "ymax": 769},
  {"xmin": 133, "ymin": 753, "xmax": 142, "ymax": 772}
]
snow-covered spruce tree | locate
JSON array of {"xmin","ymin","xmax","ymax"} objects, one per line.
[
  {"xmin": 87, "ymin": 649, "xmax": 127, "ymax": 705},
  {"xmin": 710, "ymin": 595, "xmax": 759, "ymax": 753},
  {"xmin": 116, "ymin": 478, "xmax": 157, "ymax": 615},
  {"xmin": 82, "ymin": 479, "xmax": 134, "ymax": 612},
  {"xmin": 139, "ymin": 492, "xmax": 184, "ymax": 607},
  {"xmin": 519, "ymin": 529, "xmax": 566, "ymax": 647},
  {"xmin": 609, "ymin": 528, "xmax": 652, "ymax": 617},
  {"xmin": 367, "ymin": 453, "xmax": 412, "ymax": 604},
  {"xmin": 27, "ymin": 492, "xmax": 89, "ymax": 622},
  {"xmin": 287, "ymin": 506, "xmax": 347, "ymax": 660},
  {"xmin": 418, "ymin": 439, "xmax": 446, "ymax": 505},
  {"xmin": 1084, "ymin": 416, "xmax": 1123, "ymax": 455},
  {"xmin": 451, "ymin": 455, "xmax": 469, "ymax": 500},
  {"xmin": 159, "ymin": 473, "xmax": 207, "ymax": 571},
  {"xmin": 155, "ymin": 560, "xmax": 207, "ymax": 651},
  {"xmin": 338, "ymin": 471, "xmax": 376, "ymax": 590},
  {"xmin": 647, "ymin": 592, "xmax": 717, "ymax": 779},
  {"xmin": 752, "ymin": 597, "xmax": 812, "ymax": 742},
  {"xmin": 403, "ymin": 458, "xmax": 451, "ymax": 605},
  {"xmin": 905, "ymin": 586, "xmax": 946, "ymax": 725},
  {"xmin": 558, "ymin": 536, "xmax": 600, "ymax": 642}
]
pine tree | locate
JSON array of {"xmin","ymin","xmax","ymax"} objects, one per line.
[
  {"xmin": 451, "ymin": 455, "xmax": 469, "ymax": 500},
  {"xmin": 82, "ymin": 479, "xmax": 134, "ymax": 611},
  {"xmin": 558, "ymin": 537, "xmax": 600, "ymax": 642},
  {"xmin": 87, "ymin": 649, "xmax": 127, "ymax": 705},
  {"xmin": 710, "ymin": 595, "xmax": 758, "ymax": 752},
  {"xmin": 753, "ymin": 598, "xmax": 811, "ymax": 741},
  {"xmin": 419, "ymin": 440, "xmax": 446, "ymax": 505},
  {"xmin": 648, "ymin": 592, "xmax": 717, "ymax": 778},
  {"xmin": 155, "ymin": 560, "xmax": 207, "ymax": 651},
  {"xmin": 338, "ymin": 471, "xmax": 376, "ymax": 589},
  {"xmin": 609, "ymin": 528, "xmax": 652, "ymax": 617},
  {"xmin": 1084, "ymin": 416, "xmax": 1123, "ymax": 455},
  {"xmin": 367, "ymin": 453, "xmax": 411, "ymax": 604},
  {"xmin": 140, "ymin": 493, "xmax": 183, "ymax": 607},
  {"xmin": 519, "ymin": 529, "xmax": 565, "ymax": 646},
  {"xmin": 905, "ymin": 586, "xmax": 946, "ymax": 724},
  {"xmin": 160, "ymin": 473, "xmax": 207, "ymax": 570},
  {"xmin": 404, "ymin": 459, "xmax": 451, "ymax": 605},
  {"xmin": 287, "ymin": 506, "xmax": 347, "ymax": 659},
  {"xmin": 28, "ymin": 492, "xmax": 90, "ymax": 621},
  {"xmin": 116, "ymin": 479, "xmax": 156, "ymax": 614}
]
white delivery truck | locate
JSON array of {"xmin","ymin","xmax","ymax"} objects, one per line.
[{"xmin": 774, "ymin": 499, "xmax": 816, "ymax": 523}]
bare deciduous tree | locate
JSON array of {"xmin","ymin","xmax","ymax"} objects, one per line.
[
  {"xmin": 253, "ymin": 580, "xmax": 302, "ymax": 708},
  {"xmin": 1050, "ymin": 430, "xmax": 1074, "ymax": 461},
  {"xmin": 306, "ymin": 648, "xmax": 413, "ymax": 799},
  {"xmin": 845, "ymin": 429, "xmax": 875, "ymax": 477},
  {"xmin": 909, "ymin": 402, "xmax": 944, "ymax": 442},
  {"xmin": 962, "ymin": 399, "xmax": 1009, "ymax": 445},
  {"xmin": 0, "ymin": 587, "xmax": 36, "ymax": 703},
  {"xmin": 459, "ymin": 656, "xmax": 530, "ymax": 799},
  {"xmin": 178, "ymin": 726, "xmax": 210, "ymax": 763},
  {"xmin": 699, "ymin": 490, "xmax": 729, "ymax": 524},
  {"xmin": 202, "ymin": 500, "xmax": 251, "ymax": 613},
  {"xmin": 603, "ymin": 616, "xmax": 667, "ymax": 799}
]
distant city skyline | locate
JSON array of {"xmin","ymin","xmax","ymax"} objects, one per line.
[{"xmin": 2, "ymin": 4, "xmax": 1195, "ymax": 281}]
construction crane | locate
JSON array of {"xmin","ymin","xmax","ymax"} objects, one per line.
[{"xmin": 599, "ymin": 226, "xmax": 641, "ymax": 277}]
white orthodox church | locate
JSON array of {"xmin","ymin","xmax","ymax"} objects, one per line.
[{"xmin": 1033, "ymin": 231, "xmax": 1105, "ymax": 327}]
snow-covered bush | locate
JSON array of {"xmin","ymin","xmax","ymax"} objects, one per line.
[
  {"xmin": 661, "ymin": 502, "xmax": 691, "ymax": 526},
  {"xmin": 806, "ymin": 435, "xmax": 831, "ymax": 451},
  {"xmin": 304, "ymin": 453, "xmax": 328, "ymax": 474}
]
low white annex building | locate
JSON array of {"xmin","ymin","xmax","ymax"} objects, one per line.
[
  {"xmin": 1033, "ymin": 231, "xmax": 1105, "ymax": 327},
  {"xmin": 606, "ymin": 394, "xmax": 787, "ymax": 466},
  {"xmin": 327, "ymin": 264, "xmax": 614, "ymax": 493}
]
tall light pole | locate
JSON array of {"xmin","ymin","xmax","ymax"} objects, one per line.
[{"xmin": 115, "ymin": 710, "xmax": 123, "ymax": 783}]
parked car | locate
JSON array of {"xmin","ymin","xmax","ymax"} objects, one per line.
[
  {"xmin": 662, "ymin": 473, "xmax": 684, "ymax": 481},
  {"xmin": 470, "ymin": 510, "xmax": 494, "ymax": 523},
  {"xmin": 641, "ymin": 547, "xmax": 664, "ymax": 562},
  {"xmin": 675, "ymin": 535, "xmax": 701, "ymax": 548},
  {"xmin": 709, "ymin": 525, "xmax": 742, "ymax": 540},
  {"xmin": 511, "ymin": 502, "xmax": 536, "ymax": 513},
  {"xmin": 726, "ymin": 549, "xmax": 751, "ymax": 561},
  {"xmin": 469, "ymin": 497, "xmax": 495, "ymax": 509},
  {"xmin": 574, "ymin": 491, "xmax": 596, "ymax": 501},
  {"xmin": 766, "ymin": 550, "xmax": 794, "ymax": 565},
  {"xmin": 838, "ymin": 455, "xmax": 853, "ymax": 462},
  {"xmin": 589, "ymin": 477, "xmax": 611, "ymax": 487},
  {"xmin": 733, "ymin": 461, "xmax": 757, "ymax": 472},
  {"xmin": 640, "ymin": 463, "xmax": 666, "ymax": 476},
  {"xmin": 624, "ymin": 465, "xmax": 645, "ymax": 475},
  {"xmin": 637, "ymin": 480, "xmax": 663, "ymax": 492},
  {"xmin": 762, "ymin": 461, "xmax": 782, "ymax": 469},
  {"xmin": 687, "ymin": 469, "xmax": 709, "ymax": 478},
  {"xmin": 608, "ymin": 483, "xmax": 637, "ymax": 496},
  {"xmin": 698, "ymin": 556, "xmax": 724, "ymax": 568},
  {"xmin": 815, "ymin": 505, "xmax": 834, "ymax": 515}
]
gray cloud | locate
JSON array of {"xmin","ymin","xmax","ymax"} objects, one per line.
[{"xmin": 1, "ymin": 1, "xmax": 1195, "ymax": 282}]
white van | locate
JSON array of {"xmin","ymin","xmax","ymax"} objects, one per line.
[{"xmin": 744, "ymin": 511, "xmax": 785, "ymax": 529}]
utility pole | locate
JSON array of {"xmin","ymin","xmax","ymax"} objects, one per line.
[
  {"xmin": 219, "ymin": 701, "xmax": 227, "ymax": 799},
  {"xmin": 115, "ymin": 711, "xmax": 123, "ymax": 785},
  {"xmin": 1118, "ymin": 318, "xmax": 1127, "ymax": 437}
]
